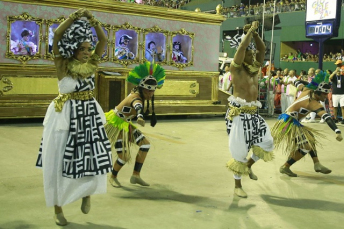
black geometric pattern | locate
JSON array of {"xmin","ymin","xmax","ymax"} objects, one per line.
[
  {"xmin": 122, "ymin": 106, "xmax": 132, "ymax": 113},
  {"xmin": 289, "ymin": 111, "xmax": 298, "ymax": 118},
  {"xmin": 36, "ymin": 75, "xmax": 113, "ymax": 179},
  {"xmin": 133, "ymin": 129, "xmax": 144, "ymax": 144},
  {"xmin": 35, "ymin": 140, "xmax": 43, "ymax": 167},
  {"xmin": 225, "ymin": 107, "xmax": 268, "ymax": 152},
  {"xmin": 299, "ymin": 107, "xmax": 309, "ymax": 115},
  {"xmin": 57, "ymin": 20, "xmax": 93, "ymax": 59}
]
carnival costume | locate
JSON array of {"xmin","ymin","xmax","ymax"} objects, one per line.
[
  {"xmin": 225, "ymin": 27, "xmax": 274, "ymax": 177},
  {"xmin": 105, "ymin": 61, "xmax": 165, "ymax": 186},
  {"xmin": 225, "ymin": 95, "xmax": 274, "ymax": 177},
  {"xmin": 272, "ymin": 71, "xmax": 341, "ymax": 177},
  {"xmin": 36, "ymin": 19, "xmax": 113, "ymax": 207}
]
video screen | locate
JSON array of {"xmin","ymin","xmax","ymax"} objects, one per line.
[
  {"xmin": 10, "ymin": 20, "xmax": 39, "ymax": 56},
  {"xmin": 114, "ymin": 29, "xmax": 138, "ymax": 60},
  {"xmin": 306, "ymin": 0, "xmax": 337, "ymax": 22},
  {"xmin": 172, "ymin": 34, "xmax": 192, "ymax": 64},
  {"xmin": 145, "ymin": 32, "xmax": 166, "ymax": 62}
]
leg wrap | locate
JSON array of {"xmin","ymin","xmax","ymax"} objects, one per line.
[
  {"xmin": 133, "ymin": 129, "xmax": 144, "ymax": 144},
  {"xmin": 139, "ymin": 144, "xmax": 150, "ymax": 152},
  {"xmin": 287, "ymin": 158, "xmax": 296, "ymax": 166},
  {"xmin": 299, "ymin": 148, "xmax": 310, "ymax": 156},
  {"xmin": 116, "ymin": 158, "xmax": 126, "ymax": 166},
  {"xmin": 251, "ymin": 153, "xmax": 260, "ymax": 162},
  {"xmin": 115, "ymin": 140, "xmax": 123, "ymax": 153},
  {"xmin": 134, "ymin": 162, "xmax": 143, "ymax": 173},
  {"xmin": 233, "ymin": 174, "xmax": 242, "ymax": 180},
  {"xmin": 112, "ymin": 169, "xmax": 118, "ymax": 177},
  {"xmin": 309, "ymin": 150, "xmax": 317, "ymax": 158}
]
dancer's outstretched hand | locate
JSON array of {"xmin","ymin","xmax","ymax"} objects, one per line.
[
  {"xmin": 137, "ymin": 117, "xmax": 145, "ymax": 127},
  {"xmin": 336, "ymin": 133, "xmax": 343, "ymax": 142}
]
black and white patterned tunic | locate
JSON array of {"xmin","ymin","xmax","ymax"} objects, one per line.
[{"xmin": 36, "ymin": 75, "xmax": 112, "ymax": 179}]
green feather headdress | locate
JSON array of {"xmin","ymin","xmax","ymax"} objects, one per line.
[
  {"xmin": 306, "ymin": 70, "xmax": 330, "ymax": 93},
  {"xmin": 127, "ymin": 61, "xmax": 166, "ymax": 90}
]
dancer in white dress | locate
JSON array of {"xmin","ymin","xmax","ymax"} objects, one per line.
[{"xmin": 35, "ymin": 9, "xmax": 112, "ymax": 226}]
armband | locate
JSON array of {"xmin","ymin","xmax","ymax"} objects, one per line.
[
  {"xmin": 294, "ymin": 80, "xmax": 308, "ymax": 88},
  {"xmin": 322, "ymin": 113, "xmax": 341, "ymax": 133},
  {"xmin": 231, "ymin": 61, "xmax": 241, "ymax": 68},
  {"xmin": 134, "ymin": 103, "xmax": 144, "ymax": 119}
]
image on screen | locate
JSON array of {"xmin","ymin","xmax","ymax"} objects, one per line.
[
  {"xmin": 10, "ymin": 21, "xmax": 39, "ymax": 56},
  {"xmin": 145, "ymin": 32, "xmax": 166, "ymax": 62},
  {"xmin": 306, "ymin": 0, "xmax": 337, "ymax": 22},
  {"xmin": 115, "ymin": 29, "xmax": 138, "ymax": 60},
  {"xmin": 172, "ymin": 34, "xmax": 192, "ymax": 64}
]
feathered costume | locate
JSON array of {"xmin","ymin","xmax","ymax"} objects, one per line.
[
  {"xmin": 104, "ymin": 62, "xmax": 165, "ymax": 161},
  {"xmin": 271, "ymin": 71, "xmax": 330, "ymax": 154}
]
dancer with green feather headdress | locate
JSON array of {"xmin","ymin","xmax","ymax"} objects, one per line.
[
  {"xmin": 271, "ymin": 70, "xmax": 343, "ymax": 177},
  {"xmin": 104, "ymin": 61, "xmax": 165, "ymax": 187}
]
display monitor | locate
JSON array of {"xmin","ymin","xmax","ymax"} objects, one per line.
[{"xmin": 306, "ymin": 0, "xmax": 338, "ymax": 22}]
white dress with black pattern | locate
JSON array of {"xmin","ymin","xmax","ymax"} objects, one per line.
[
  {"xmin": 225, "ymin": 96, "xmax": 274, "ymax": 163},
  {"xmin": 36, "ymin": 75, "xmax": 112, "ymax": 207}
]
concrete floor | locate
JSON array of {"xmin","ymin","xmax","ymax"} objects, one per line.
[{"xmin": 0, "ymin": 116, "xmax": 344, "ymax": 229}]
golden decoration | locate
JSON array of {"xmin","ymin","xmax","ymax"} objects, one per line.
[
  {"xmin": 154, "ymin": 80, "xmax": 199, "ymax": 97},
  {"xmin": 216, "ymin": 4, "xmax": 223, "ymax": 15},
  {"xmin": 6, "ymin": 12, "xmax": 43, "ymax": 64},
  {"xmin": 66, "ymin": 55, "xmax": 98, "ymax": 79},
  {"xmin": 112, "ymin": 22, "xmax": 141, "ymax": 68},
  {"xmin": 0, "ymin": 0, "xmax": 226, "ymax": 25},
  {"xmin": 170, "ymin": 28, "xmax": 195, "ymax": 70},
  {"xmin": 54, "ymin": 90, "xmax": 94, "ymax": 112},
  {"xmin": 0, "ymin": 76, "xmax": 14, "ymax": 96},
  {"xmin": 142, "ymin": 25, "xmax": 169, "ymax": 65},
  {"xmin": 226, "ymin": 104, "xmax": 257, "ymax": 120}
]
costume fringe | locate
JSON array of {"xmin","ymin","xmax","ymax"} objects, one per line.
[
  {"xmin": 271, "ymin": 114, "xmax": 325, "ymax": 155},
  {"xmin": 252, "ymin": 146, "xmax": 274, "ymax": 162},
  {"xmin": 226, "ymin": 158, "xmax": 249, "ymax": 176},
  {"xmin": 104, "ymin": 110, "xmax": 136, "ymax": 162}
]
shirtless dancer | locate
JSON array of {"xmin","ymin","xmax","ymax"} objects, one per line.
[
  {"xmin": 272, "ymin": 71, "xmax": 343, "ymax": 177},
  {"xmin": 225, "ymin": 21, "xmax": 274, "ymax": 198}
]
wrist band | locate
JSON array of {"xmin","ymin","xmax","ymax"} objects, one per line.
[
  {"xmin": 335, "ymin": 129, "xmax": 341, "ymax": 134},
  {"xmin": 69, "ymin": 11, "xmax": 82, "ymax": 21},
  {"xmin": 89, "ymin": 16, "xmax": 101, "ymax": 27}
]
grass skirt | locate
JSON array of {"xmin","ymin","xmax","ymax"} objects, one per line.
[
  {"xmin": 104, "ymin": 110, "xmax": 137, "ymax": 162},
  {"xmin": 271, "ymin": 114, "xmax": 325, "ymax": 155}
]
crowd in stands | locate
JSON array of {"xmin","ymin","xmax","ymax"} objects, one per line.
[
  {"xmin": 117, "ymin": 0, "xmax": 191, "ymax": 9},
  {"xmin": 224, "ymin": 0, "xmax": 306, "ymax": 18},
  {"xmin": 219, "ymin": 63, "xmax": 344, "ymax": 123},
  {"xmin": 281, "ymin": 49, "xmax": 344, "ymax": 63}
]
